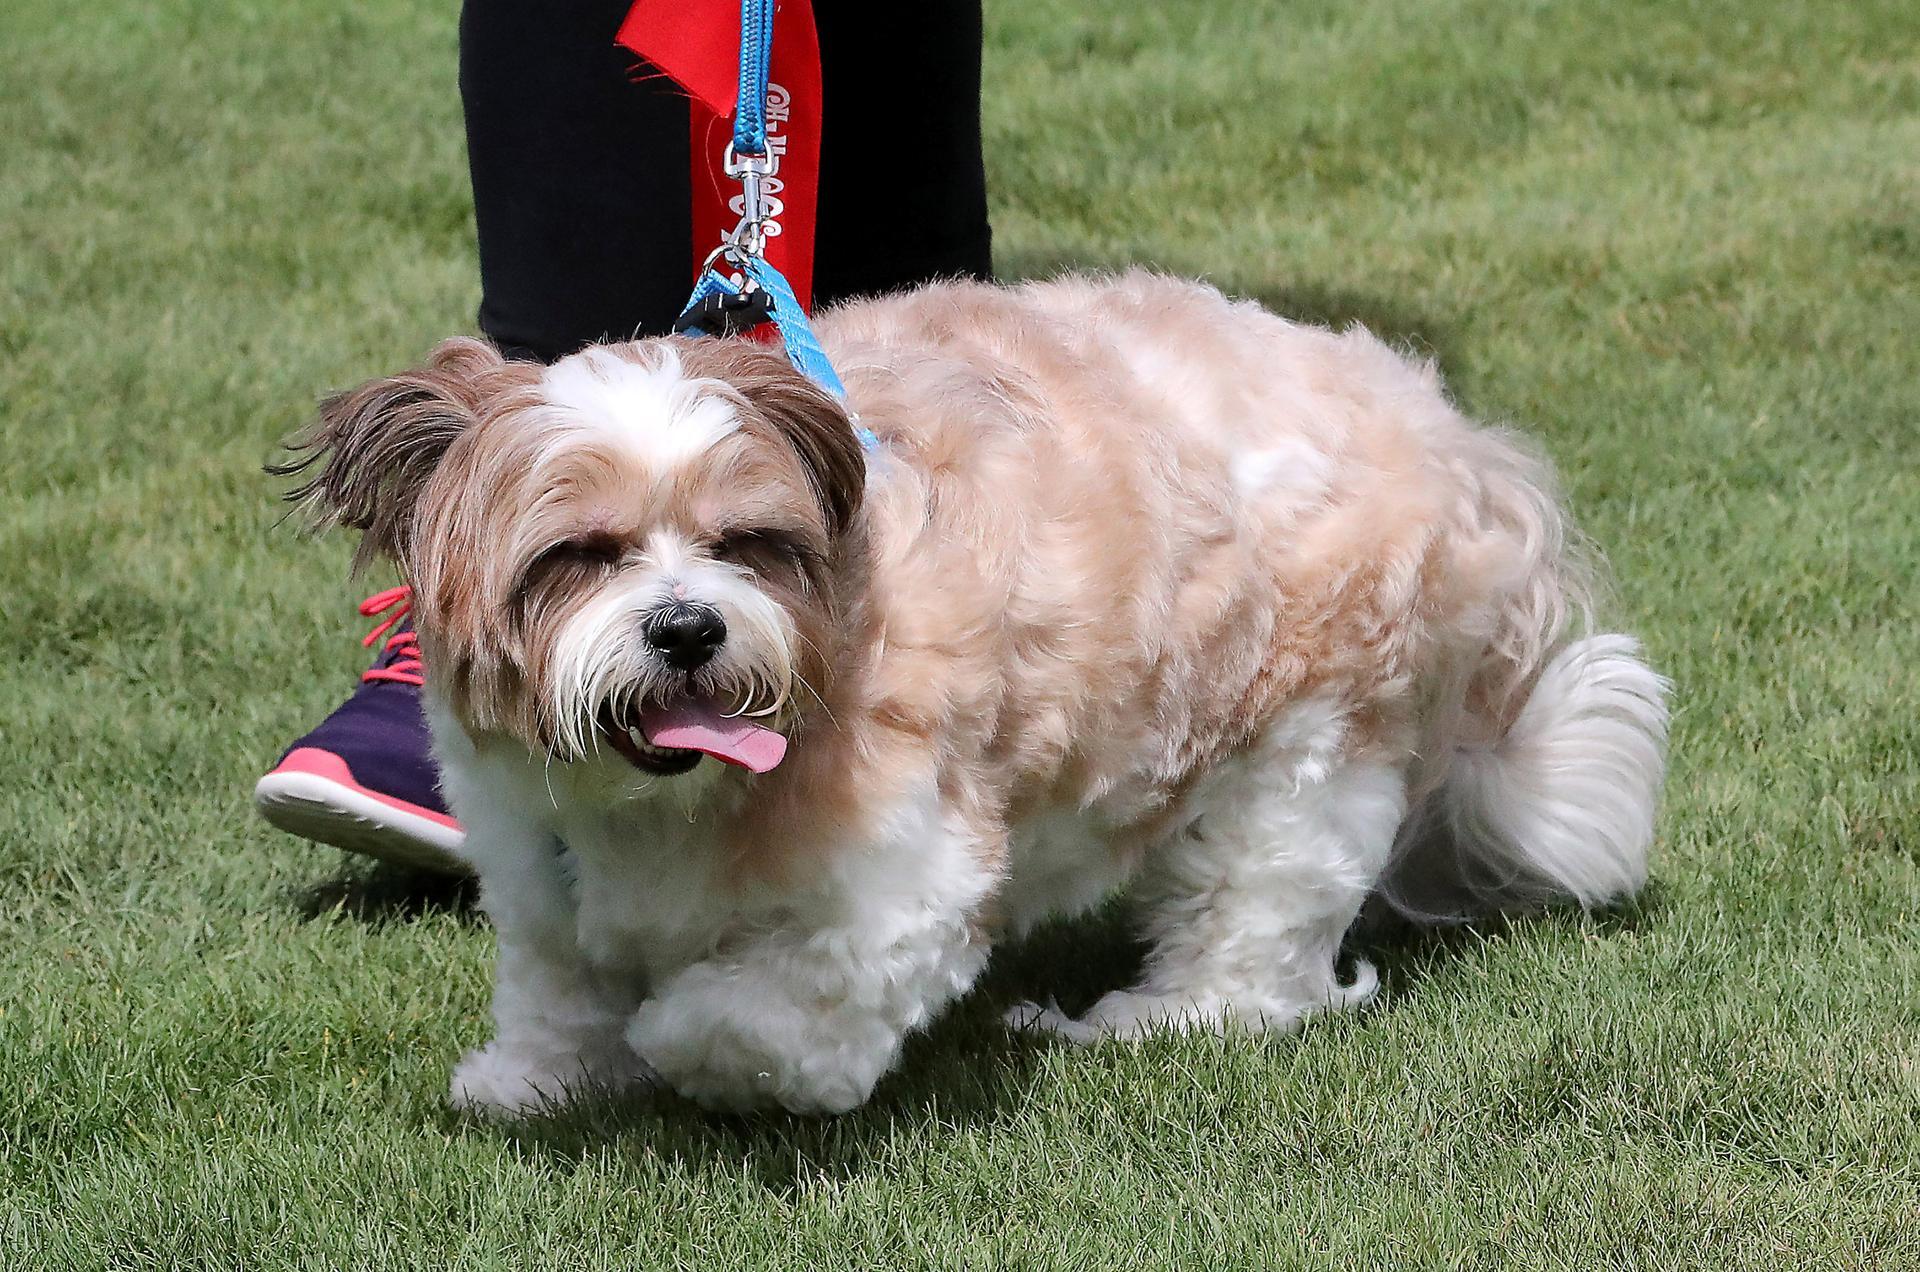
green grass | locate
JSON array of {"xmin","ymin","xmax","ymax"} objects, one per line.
[{"xmin": 3, "ymin": 0, "xmax": 1916, "ymax": 1265}]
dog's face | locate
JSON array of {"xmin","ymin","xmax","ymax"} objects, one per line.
[{"xmin": 280, "ymin": 337, "xmax": 866, "ymax": 783}]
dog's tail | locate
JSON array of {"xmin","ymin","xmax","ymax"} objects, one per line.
[
  {"xmin": 1383, "ymin": 636, "xmax": 1670, "ymax": 919},
  {"xmin": 1379, "ymin": 432, "xmax": 1670, "ymax": 920}
]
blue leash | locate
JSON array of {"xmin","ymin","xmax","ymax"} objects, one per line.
[
  {"xmin": 732, "ymin": 0, "xmax": 775, "ymax": 161},
  {"xmin": 677, "ymin": 0, "xmax": 875, "ymax": 451}
]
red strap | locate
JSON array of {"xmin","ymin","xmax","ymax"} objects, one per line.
[{"xmin": 616, "ymin": 0, "xmax": 824, "ymax": 310}]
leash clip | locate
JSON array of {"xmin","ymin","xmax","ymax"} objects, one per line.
[
  {"xmin": 722, "ymin": 142, "xmax": 775, "ymax": 259},
  {"xmin": 673, "ymin": 286, "xmax": 775, "ymax": 339},
  {"xmin": 671, "ymin": 0, "xmax": 863, "ymax": 447}
]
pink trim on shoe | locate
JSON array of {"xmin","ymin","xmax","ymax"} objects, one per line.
[
  {"xmin": 268, "ymin": 748, "xmax": 462, "ymax": 830},
  {"xmin": 255, "ymin": 747, "xmax": 468, "ymax": 874}
]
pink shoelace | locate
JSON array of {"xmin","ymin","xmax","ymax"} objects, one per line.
[{"xmin": 358, "ymin": 585, "xmax": 425, "ymax": 687}]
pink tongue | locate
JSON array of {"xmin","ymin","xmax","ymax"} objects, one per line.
[{"xmin": 640, "ymin": 699, "xmax": 788, "ymax": 773}]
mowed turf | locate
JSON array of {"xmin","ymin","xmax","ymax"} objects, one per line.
[{"xmin": 3, "ymin": 0, "xmax": 1916, "ymax": 1265}]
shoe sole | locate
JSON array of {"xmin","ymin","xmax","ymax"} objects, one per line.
[{"xmin": 255, "ymin": 749, "xmax": 469, "ymax": 876}]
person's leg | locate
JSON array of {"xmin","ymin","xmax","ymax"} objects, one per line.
[
  {"xmin": 812, "ymin": 1, "xmax": 992, "ymax": 304},
  {"xmin": 465, "ymin": 0, "xmax": 991, "ymax": 354},
  {"xmin": 256, "ymin": 1, "xmax": 694, "ymax": 873},
  {"xmin": 258, "ymin": 0, "xmax": 992, "ymax": 872},
  {"xmin": 461, "ymin": 0, "xmax": 693, "ymax": 360},
  {"xmin": 465, "ymin": 0, "xmax": 993, "ymax": 349}
]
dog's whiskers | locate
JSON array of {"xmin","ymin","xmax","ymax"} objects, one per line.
[{"xmin": 792, "ymin": 670, "xmax": 835, "ymax": 730}]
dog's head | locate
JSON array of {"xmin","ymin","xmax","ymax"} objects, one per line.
[{"xmin": 277, "ymin": 336, "xmax": 866, "ymax": 782}]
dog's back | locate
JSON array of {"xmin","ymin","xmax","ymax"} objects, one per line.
[{"xmin": 822, "ymin": 272, "xmax": 1666, "ymax": 926}]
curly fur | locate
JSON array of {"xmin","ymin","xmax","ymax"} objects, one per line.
[{"xmin": 287, "ymin": 272, "xmax": 1669, "ymax": 1114}]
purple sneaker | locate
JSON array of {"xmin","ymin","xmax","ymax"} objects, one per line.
[{"xmin": 254, "ymin": 586, "xmax": 468, "ymax": 874}]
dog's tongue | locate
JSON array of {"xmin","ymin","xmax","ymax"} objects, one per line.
[{"xmin": 640, "ymin": 699, "xmax": 788, "ymax": 773}]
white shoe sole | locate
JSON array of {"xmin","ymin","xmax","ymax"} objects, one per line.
[{"xmin": 254, "ymin": 770, "xmax": 469, "ymax": 875}]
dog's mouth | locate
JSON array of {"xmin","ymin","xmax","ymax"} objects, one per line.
[{"xmin": 596, "ymin": 695, "xmax": 789, "ymax": 776}]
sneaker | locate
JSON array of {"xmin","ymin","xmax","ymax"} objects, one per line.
[{"xmin": 254, "ymin": 586, "xmax": 468, "ymax": 874}]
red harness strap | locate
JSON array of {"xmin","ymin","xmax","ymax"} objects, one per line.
[{"xmin": 616, "ymin": 0, "xmax": 825, "ymax": 310}]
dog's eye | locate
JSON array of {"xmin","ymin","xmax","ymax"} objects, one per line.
[
  {"xmin": 542, "ymin": 534, "xmax": 625, "ymax": 568},
  {"xmin": 517, "ymin": 534, "xmax": 624, "ymax": 596},
  {"xmin": 712, "ymin": 528, "xmax": 809, "ymax": 567}
]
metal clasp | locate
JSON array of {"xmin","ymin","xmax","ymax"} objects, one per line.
[{"xmin": 721, "ymin": 143, "xmax": 775, "ymax": 259}]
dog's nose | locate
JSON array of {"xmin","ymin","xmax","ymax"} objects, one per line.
[{"xmin": 645, "ymin": 602, "xmax": 727, "ymax": 671}]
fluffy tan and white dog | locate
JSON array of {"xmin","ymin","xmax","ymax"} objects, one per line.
[{"xmin": 285, "ymin": 273, "xmax": 1668, "ymax": 1115}]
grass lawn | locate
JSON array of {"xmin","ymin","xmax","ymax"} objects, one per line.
[{"xmin": 4, "ymin": 0, "xmax": 1917, "ymax": 1265}]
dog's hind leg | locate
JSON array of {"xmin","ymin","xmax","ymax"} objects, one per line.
[{"xmin": 1009, "ymin": 702, "xmax": 1406, "ymax": 1042}]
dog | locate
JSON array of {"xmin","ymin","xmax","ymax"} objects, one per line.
[{"xmin": 281, "ymin": 272, "xmax": 1669, "ymax": 1115}]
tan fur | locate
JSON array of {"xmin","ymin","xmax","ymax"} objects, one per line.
[
  {"xmin": 294, "ymin": 273, "xmax": 1592, "ymax": 888},
  {"xmin": 788, "ymin": 274, "xmax": 1587, "ymax": 878},
  {"xmin": 282, "ymin": 274, "xmax": 1674, "ymax": 1112},
  {"xmin": 274, "ymin": 337, "xmax": 536, "ymax": 572}
]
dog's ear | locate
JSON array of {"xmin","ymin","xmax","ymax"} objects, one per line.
[
  {"xmin": 675, "ymin": 338, "xmax": 866, "ymax": 538},
  {"xmin": 753, "ymin": 367, "xmax": 866, "ymax": 540},
  {"xmin": 272, "ymin": 337, "xmax": 507, "ymax": 572}
]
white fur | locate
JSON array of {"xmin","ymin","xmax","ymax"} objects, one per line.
[
  {"xmin": 435, "ymin": 712, "xmax": 656, "ymax": 1114},
  {"xmin": 626, "ymin": 774, "xmax": 996, "ymax": 1112},
  {"xmin": 1230, "ymin": 438, "xmax": 1334, "ymax": 504},
  {"xmin": 1384, "ymin": 635, "xmax": 1671, "ymax": 917},
  {"xmin": 1008, "ymin": 697, "xmax": 1400, "ymax": 1039},
  {"xmin": 541, "ymin": 344, "xmax": 738, "ymax": 471},
  {"xmin": 544, "ymin": 531, "xmax": 798, "ymax": 760},
  {"xmin": 1001, "ymin": 807, "xmax": 1140, "ymax": 936},
  {"xmin": 436, "ymin": 709, "xmax": 997, "ymax": 1115}
]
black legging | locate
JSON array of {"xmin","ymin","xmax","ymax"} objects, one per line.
[{"xmin": 458, "ymin": 0, "xmax": 993, "ymax": 363}]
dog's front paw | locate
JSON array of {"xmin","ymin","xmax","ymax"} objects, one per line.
[
  {"xmin": 448, "ymin": 1038, "xmax": 653, "ymax": 1117},
  {"xmin": 1003, "ymin": 1000, "xmax": 1110, "ymax": 1044},
  {"xmin": 1004, "ymin": 991, "xmax": 1230, "ymax": 1043},
  {"xmin": 627, "ymin": 963, "xmax": 893, "ymax": 1115},
  {"xmin": 449, "ymin": 1043, "xmax": 566, "ymax": 1117}
]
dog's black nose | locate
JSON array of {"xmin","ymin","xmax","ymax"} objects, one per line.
[{"xmin": 646, "ymin": 603, "xmax": 727, "ymax": 671}]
